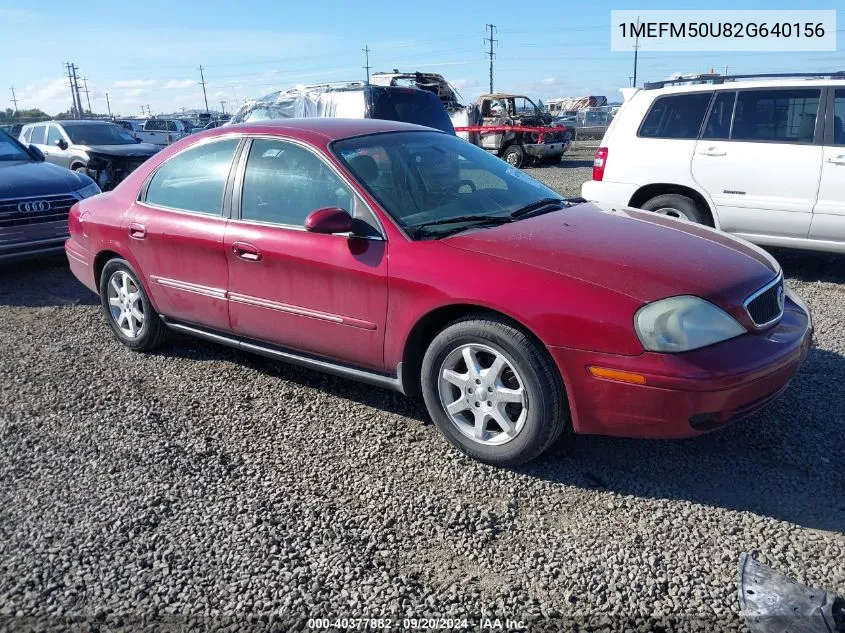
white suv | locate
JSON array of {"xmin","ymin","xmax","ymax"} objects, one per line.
[{"xmin": 581, "ymin": 76, "xmax": 845, "ymax": 253}]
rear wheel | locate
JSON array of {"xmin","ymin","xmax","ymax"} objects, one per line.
[
  {"xmin": 641, "ymin": 193, "xmax": 708, "ymax": 225},
  {"xmin": 99, "ymin": 258, "xmax": 168, "ymax": 352},
  {"xmin": 501, "ymin": 144, "xmax": 525, "ymax": 169},
  {"xmin": 421, "ymin": 316, "xmax": 569, "ymax": 466}
]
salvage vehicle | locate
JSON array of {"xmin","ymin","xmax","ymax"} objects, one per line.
[
  {"xmin": 19, "ymin": 120, "xmax": 160, "ymax": 191},
  {"xmin": 454, "ymin": 93, "xmax": 571, "ymax": 168},
  {"xmin": 582, "ymin": 72, "xmax": 845, "ymax": 253},
  {"xmin": 226, "ymin": 82, "xmax": 455, "ymax": 135},
  {"xmin": 135, "ymin": 118, "xmax": 189, "ymax": 147},
  {"xmin": 0, "ymin": 127, "xmax": 100, "ymax": 261},
  {"xmin": 65, "ymin": 119, "xmax": 812, "ymax": 466}
]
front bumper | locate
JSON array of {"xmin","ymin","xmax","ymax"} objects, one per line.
[
  {"xmin": 550, "ymin": 297, "xmax": 812, "ymax": 438},
  {"xmin": 0, "ymin": 237, "xmax": 68, "ymax": 262},
  {"xmin": 524, "ymin": 141, "xmax": 570, "ymax": 158}
]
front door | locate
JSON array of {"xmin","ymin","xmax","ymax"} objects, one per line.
[
  {"xmin": 44, "ymin": 124, "xmax": 72, "ymax": 169},
  {"xmin": 809, "ymin": 88, "xmax": 845, "ymax": 244},
  {"xmin": 225, "ymin": 137, "xmax": 388, "ymax": 371},
  {"xmin": 692, "ymin": 87, "xmax": 823, "ymax": 239},
  {"xmin": 125, "ymin": 137, "xmax": 241, "ymax": 332}
]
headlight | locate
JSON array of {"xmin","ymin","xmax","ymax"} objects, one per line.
[
  {"xmin": 635, "ymin": 296, "xmax": 745, "ymax": 353},
  {"xmin": 76, "ymin": 182, "xmax": 101, "ymax": 199}
]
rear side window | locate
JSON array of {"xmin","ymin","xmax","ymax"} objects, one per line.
[
  {"xmin": 732, "ymin": 89, "xmax": 820, "ymax": 143},
  {"xmin": 832, "ymin": 89, "xmax": 845, "ymax": 146},
  {"xmin": 144, "ymin": 139, "xmax": 239, "ymax": 215},
  {"xmin": 29, "ymin": 125, "xmax": 46, "ymax": 145},
  {"xmin": 146, "ymin": 120, "xmax": 165, "ymax": 131},
  {"xmin": 702, "ymin": 91, "xmax": 736, "ymax": 140},
  {"xmin": 638, "ymin": 92, "xmax": 713, "ymax": 139}
]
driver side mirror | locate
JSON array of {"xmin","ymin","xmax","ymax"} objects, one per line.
[
  {"xmin": 305, "ymin": 207, "xmax": 353, "ymax": 234},
  {"xmin": 28, "ymin": 145, "xmax": 45, "ymax": 161},
  {"xmin": 55, "ymin": 139, "xmax": 68, "ymax": 151}
]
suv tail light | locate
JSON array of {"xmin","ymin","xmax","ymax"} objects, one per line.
[
  {"xmin": 167, "ymin": 134, "xmax": 173, "ymax": 144},
  {"xmin": 593, "ymin": 147, "xmax": 608, "ymax": 181}
]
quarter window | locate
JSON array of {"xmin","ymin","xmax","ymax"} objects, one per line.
[
  {"xmin": 638, "ymin": 92, "xmax": 713, "ymax": 139},
  {"xmin": 701, "ymin": 92, "xmax": 736, "ymax": 140},
  {"xmin": 29, "ymin": 125, "xmax": 46, "ymax": 145},
  {"xmin": 831, "ymin": 89, "xmax": 845, "ymax": 146},
  {"xmin": 144, "ymin": 139, "xmax": 238, "ymax": 215},
  {"xmin": 240, "ymin": 139, "xmax": 355, "ymax": 227},
  {"xmin": 732, "ymin": 89, "xmax": 820, "ymax": 143}
]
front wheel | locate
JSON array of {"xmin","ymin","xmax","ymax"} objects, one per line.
[
  {"xmin": 501, "ymin": 145, "xmax": 525, "ymax": 169},
  {"xmin": 99, "ymin": 258, "xmax": 168, "ymax": 352},
  {"xmin": 420, "ymin": 316, "xmax": 569, "ymax": 466}
]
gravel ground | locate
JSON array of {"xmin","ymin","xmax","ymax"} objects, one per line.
[{"xmin": 1, "ymin": 169, "xmax": 843, "ymax": 632}]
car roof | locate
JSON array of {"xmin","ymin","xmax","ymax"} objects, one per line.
[
  {"xmin": 207, "ymin": 117, "xmax": 444, "ymax": 142},
  {"xmin": 643, "ymin": 78, "xmax": 845, "ymax": 95}
]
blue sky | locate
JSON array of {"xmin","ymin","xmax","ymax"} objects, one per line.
[{"xmin": 1, "ymin": 1, "xmax": 843, "ymax": 117}]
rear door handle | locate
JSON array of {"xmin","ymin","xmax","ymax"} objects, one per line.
[
  {"xmin": 826, "ymin": 155, "xmax": 845, "ymax": 165},
  {"xmin": 232, "ymin": 241, "xmax": 262, "ymax": 262},
  {"xmin": 128, "ymin": 222, "xmax": 146, "ymax": 239},
  {"xmin": 698, "ymin": 148, "xmax": 726, "ymax": 157}
]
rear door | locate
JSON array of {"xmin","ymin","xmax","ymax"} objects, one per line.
[
  {"xmin": 225, "ymin": 136, "xmax": 388, "ymax": 370},
  {"xmin": 126, "ymin": 137, "xmax": 242, "ymax": 331},
  {"xmin": 692, "ymin": 87, "xmax": 823, "ymax": 239},
  {"xmin": 28, "ymin": 125, "xmax": 51, "ymax": 163},
  {"xmin": 809, "ymin": 87, "xmax": 845, "ymax": 243}
]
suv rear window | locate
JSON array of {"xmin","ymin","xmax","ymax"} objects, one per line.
[
  {"xmin": 732, "ymin": 88, "xmax": 820, "ymax": 143},
  {"xmin": 369, "ymin": 88, "xmax": 455, "ymax": 135},
  {"xmin": 638, "ymin": 92, "xmax": 713, "ymax": 139}
]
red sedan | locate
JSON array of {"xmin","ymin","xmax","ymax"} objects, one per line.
[{"xmin": 65, "ymin": 119, "xmax": 812, "ymax": 466}]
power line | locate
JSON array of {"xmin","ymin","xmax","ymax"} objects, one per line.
[
  {"xmin": 485, "ymin": 24, "xmax": 497, "ymax": 93},
  {"xmin": 198, "ymin": 65, "xmax": 210, "ymax": 114},
  {"xmin": 362, "ymin": 45, "xmax": 371, "ymax": 83}
]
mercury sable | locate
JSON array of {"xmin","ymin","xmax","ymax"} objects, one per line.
[{"xmin": 65, "ymin": 119, "xmax": 812, "ymax": 466}]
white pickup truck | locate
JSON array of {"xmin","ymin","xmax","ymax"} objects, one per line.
[{"xmin": 134, "ymin": 119, "xmax": 188, "ymax": 148}]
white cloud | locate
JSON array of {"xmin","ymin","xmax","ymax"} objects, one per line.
[
  {"xmin": 542, "ymin": 77, "xmax": 557, "ymax": 85},
  {"xmin": 165, "ymin": 79, "xmax": 195, "ymax": 89},
  {"xmin": 113, "ymin": 79, "xmax": 157, "ymax": 88},
  {"xmin": 125, "ymin": 88, "xmax": 147, "ymax": 97}
]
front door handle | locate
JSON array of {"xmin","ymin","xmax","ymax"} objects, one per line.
[
  {"xmin": 128, "ymin": 222, "xmax": 146, "ymax": 239},
  {"xmin": 232, "ymin": 241, "xmax": 262, "ymax": 262},
  {"xmin": 698, "ymin": 148, "xmax": 726, "ymax": 157},
  {"xmin": 826, "ymin": 155, "xmax": 845, "ymax": 165}
]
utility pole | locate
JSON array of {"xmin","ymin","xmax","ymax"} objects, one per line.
[
  {"xmin": 484, "ymin": 24, "xmax": 497, "ymax": 93},
  {"xmin": 70, "ymin": 64, "xmax": 83, "ymax": 118},
  {"xmin": 362, "ymin": 45, "xmax": 371, "ymax": 83},
  {"xmin": 724, "ymin": 64, "xmax": 729, "ymax": 77},
  {"xmin": 632, "ymin": 16, "xmax": 640, "ymax": 88},
  {"xmin": 198, "ymin": 65, "xmax": 210, "ymax": 114},
  {"xmin": 65, "ymin": 63, "xmax": 79, "ymax": 117},
  {"xmin": 10, "ymin": 86, "xmax": 18, "ymax": 115},
  {"xmin": 105, "ymin": 92, "xmax": 112, "ymax": 118},
  {"xmin": 82, "ymin": 77, "xmax": 92, "ymax": 115},
  {"xmin": 219, "ymin": 100, "xmax": 226, "ymax": 115}
]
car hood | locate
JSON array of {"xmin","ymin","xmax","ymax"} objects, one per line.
[
  {"xmin": 0, "ymin": 160, "xmax": 89, "ymax": 198},
  {"xmin": 442, "ymin": 202, "xmax": 779, "ymax": 306},
  {"xmin": 79, "ymin": 143, "xmax": 160, "ymax": 157}
]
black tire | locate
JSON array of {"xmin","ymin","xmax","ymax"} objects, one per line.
[
  {"xmin": 420, "ymin": 315, "xmax": 569, "ymax": 467},
  {"xmin": 98, "ymin": 258, "xmax": 168, "ymax": 352},
  {"xmin": 501, "ymin": 144, "xmax": 525, "ymax": 169},
  {"xmin": 640, "ymin": 193, "xmax": 709, "ymax": 225}
]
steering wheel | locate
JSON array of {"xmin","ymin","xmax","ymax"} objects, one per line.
[{"xmin": 435, "ymin": 179, "xmax": 477, "ymax": 205}]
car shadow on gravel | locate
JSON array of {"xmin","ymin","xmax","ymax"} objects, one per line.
[
  {"xmin": 525, "ymin": 345, "xmax": 845, "ymax": 534},
  {"xmin": 771, "ymin": 248, "xmax": 845, "ymax": 283},
  {"xmin": 529, "ymin": 159, "xmax": 594, "ymax": 170},
  {"xmin": 0, "ymin": 257, "xmax": 98, "ymax": 307}
]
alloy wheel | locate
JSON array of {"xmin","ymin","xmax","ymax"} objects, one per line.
[
  {"xmin": 437, "ymin": 343, "xmax": 528, "ymax": 446},
  {"xmin": 653, "ymin": 206, "xmax": 691, "ymax": 221},
  {"xmin": 106, "ymin": 270, "xmax": 145, "ymax": 339}
]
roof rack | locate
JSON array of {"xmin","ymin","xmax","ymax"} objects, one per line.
[{"xmin": 644, "ymin": 71, "xmax": 845, "ymax": 90}]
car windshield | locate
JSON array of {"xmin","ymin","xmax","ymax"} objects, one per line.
[
  {"xmin": 333, "ymin": 131, "xmax": 564, "ymax": 239},
  {"xmin": 65, "ymin": 124, "xmax": 138, "ymax": 145},
  {"xmin": 0, "ymin": 128, "xmax": 33, "ymax": 161}
]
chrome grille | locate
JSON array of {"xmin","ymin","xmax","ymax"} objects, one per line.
[
  {"xmin": 0, "ymin": 194, "xmax": 77, "ymax": 244},
  {"xmin": 745, "ymin": 275, "xmax": 784, "ymax": 327}
]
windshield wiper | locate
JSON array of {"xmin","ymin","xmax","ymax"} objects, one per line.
[
  {"xmin": 405, "ymin": 214, "xmax": 513, "ymax": 238},
  {"xmin": 510, "ymin": 197, "xmax": 567, "ymax": 219}
]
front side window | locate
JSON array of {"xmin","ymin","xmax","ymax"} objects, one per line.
[
  {"xmin": 638, "ymin": 92, "xmax": 713, "ymax": 139},
  {"xmin": 46, "ymin": 125, "xmax": 64, "ymax": 146},
  {"xmin": 240, "ymin": 139, "xmax": 355, "ymax": 227},
  {"xmin": 144, "ymin": 139, "xmax": 239, "ymax": 214},
  {"xmin": 702, "ymin": 91, "xmax": 736, "ymax": 140},
  {"xmin": 21, "ymin": 127, "xmax": 32, "ymax": 143},
  {"xmin": 732, "ymin": 89, "xmax": 820, "ymax": 143},
  {"xmin": 29, "ymin": 125, "xmax": 46, "ymax": 145},
  {"xmin": 831, "ymin": 89, "xmax": 845, "ymax": 146}
]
